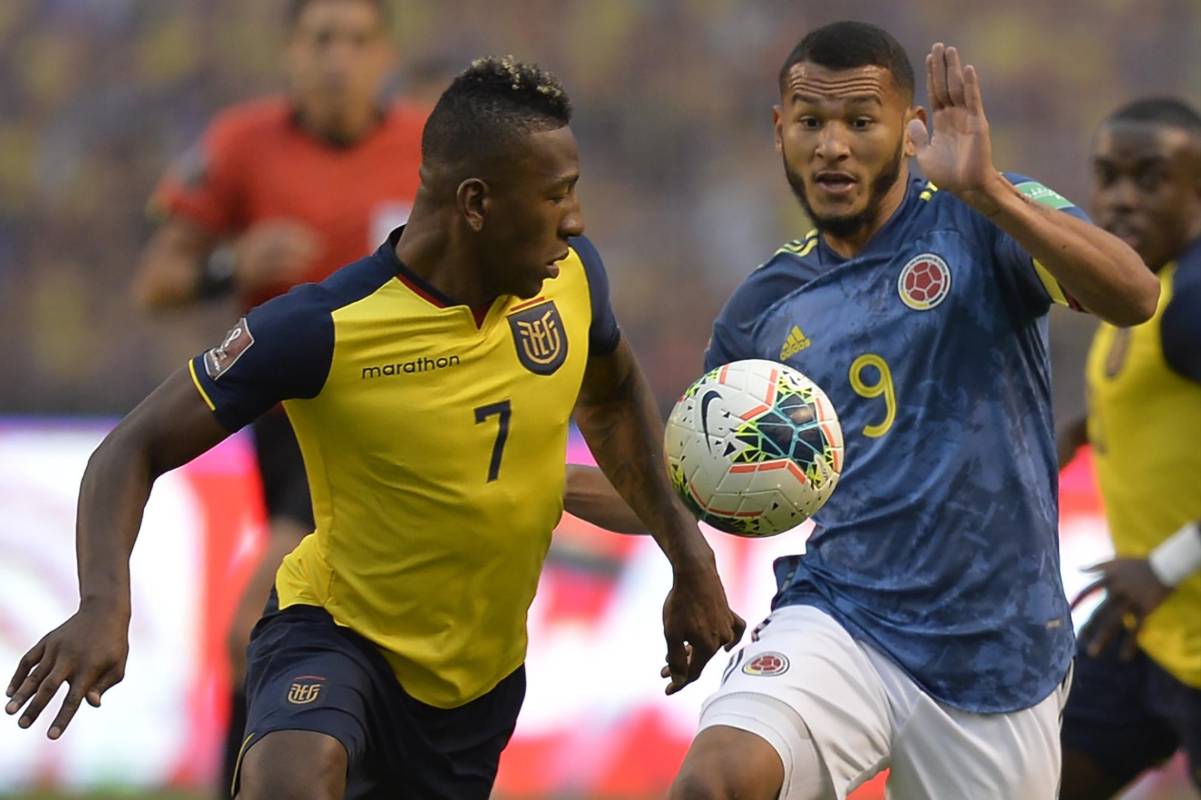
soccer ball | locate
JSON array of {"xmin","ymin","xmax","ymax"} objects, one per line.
[{"xmin": 664, "ymin": 359, "xmax": 844, "ymax": 537}]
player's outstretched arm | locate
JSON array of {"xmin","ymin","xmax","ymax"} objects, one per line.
[
  {"xmin": 564, "ymin": 464, "xmax": 649, "ymax": 534},
  {"xmin": 5, "ymin": 371, "xmax": 229, "ymax": 738},
  {"xmin": 574, "ymin": 339, "xmax": 745, "ymax": 693},
  {"xmin": 909, "ymin": 43, "xmax": 1158, "ymax": 325}
]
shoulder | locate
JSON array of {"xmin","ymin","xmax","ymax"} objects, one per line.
[
  {"xmin": 1173, "ymin": 237, "xmax": 1201, "ymax": 278},
  {"xmin": 568, "ymin": 234, "xmax": 603, "ymax": 271},
  {"xmin": 720, "ymin": 237, "xmax": 821, "ymax": 322},
  {"xmin": 316, "ymin": 248, "xmax": 401, "ymax": 310},
  {"xmin": 205, "ymin": 97, "xmax": 292, "ymax": 150}
]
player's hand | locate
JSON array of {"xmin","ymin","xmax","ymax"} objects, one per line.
[
  {"xmin": 5, "ymin": 605, "xmax": 130, "ymax": 739},
  {"xmin": 1072, "ymin": 557, "xmax": 1172, "ymax": 660},
  {"xmin": 660, "ymin": 552, "xmax": 746, "ymax": 695},
  {"xmin": 908, "ymin": 43, "xmax": 1003, "ymax": 211},
  {"xmin": 233, "ymin": 219, "xmax": 321, "ymax": 293}
]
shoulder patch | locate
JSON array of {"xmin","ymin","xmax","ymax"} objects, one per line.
[{"xmin": 204, "ymin": 317, "xmax": 255, "ymax": 380}]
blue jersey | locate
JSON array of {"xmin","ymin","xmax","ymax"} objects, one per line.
[{"xmin": 706, "ymin": 174, "xmax": 1084, "ymax": 713}]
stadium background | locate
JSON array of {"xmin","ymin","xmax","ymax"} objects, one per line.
[{"xmin": 0, "ymin": 0, "xmax": 1198, "ymax": 797}]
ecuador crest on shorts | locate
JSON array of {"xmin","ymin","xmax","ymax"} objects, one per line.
[
  {"xmin": 508, "ymin": 300, "xmax": 568, "ymax": 375},
  {"xmin": 743, "ymin": 651, "xmax": 790, "ymax": 676}
]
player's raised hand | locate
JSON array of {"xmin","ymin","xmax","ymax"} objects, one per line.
[
  {"xmin": 5, "ymin": 605, "xmax": 129, "ymax": 739},
  {"xmin": 908, "ymin": 43, "xmax": 1000, "ymax": 208},
  {"xmin": 660, "ymin": 552, "xmax": 746, "ymax": 695},
  {"xmin": 1071, "ymin": 557, "xmax": 1172, "ymax": 660}
]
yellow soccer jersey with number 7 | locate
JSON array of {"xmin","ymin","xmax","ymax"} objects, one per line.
[{"xmin": 189, "ymin": 227, "xmax": 620, "ymax": 707}]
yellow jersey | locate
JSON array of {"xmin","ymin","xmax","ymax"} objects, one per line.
[
  {"xmin": 1086, "ymin": 244, "xmax": 1201, "ymax": 687},
  {"xmin": 190, "ymin": 227, "xmax": 620, "ymax": 707}
]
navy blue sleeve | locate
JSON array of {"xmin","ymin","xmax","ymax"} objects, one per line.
[
  {"xmin": 704, "ymin": 265, "xmax": 783, "ymax": 371},
  {"xmin": 990, "ymin": 172, "xmax": 1090, "ymax": 317},
  {"xmin": 188, "ymin": 283, "xmax": 335, "ymax": 431},
  {"xmin": 570, "ymin": 235, "xmax": 621, "ymax": 356},
  {"xmin": 1163, "ymin": 248, "xmax": 1201, "ymax": 383}
]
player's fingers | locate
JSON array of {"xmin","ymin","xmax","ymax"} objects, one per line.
[
  {"xmin": 1085, "ymin": 604, "xmax": 1125, "ymax": 657},
  {"xmin": 664, "ymin": 636, "xmax": 688, "ymax": 681},
  {"xmin": 963, "ymin": 64, "xmax": 984, "ymax": 113},
  {"xmin": 17, "ymin": 668, "xmax": 69, "ymax": 729},
  {"xmin": 1118, "ymin": 621, "xmax": 1142, "ymax": 662},
  {"xmin": 6, "ymin": 640, "xmax": 46, "ymax": 702},
  {"xmin": 726, "ymin": 613, "xmax": 747, "ymax": 651},
  {"xmin": 47, "ymin": 673, "xmax": 97, "ymax": 739},
  {"xmin": 924, "ymin": 53, "xmax": 939, "ymax": 112},
  {"xmin": 945, "ymin": 46, "xmax": 966, "ymax": 106},
  {"xmin": 1069, "ymin": 578, "xmax": 1107, "ymax": 609},
  {"xmin": 929, "ymin": 43, "xmax": 949, "ymax": 109},
  {"xmin": 85, "ymin": 664, "xmax": 125, "ymax": 708},
  {"xmin": 6, "ymin": 655, "xmax": 54, "ymax": 716}
]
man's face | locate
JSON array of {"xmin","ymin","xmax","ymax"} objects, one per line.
[
  {"xmin": 1090, "ymin": 121, "xmax": 1201, "ymax": 271},
  {"xmin": 478, "ymin": 126, "xmax": 585, "ymax": 300},
  {"xmin": 285, "ymin": 0, "xmax": 392, "ymax": 129},
  {"xmin": 773, "ymin": 62, "xmax": 916, "ymax": 239}
]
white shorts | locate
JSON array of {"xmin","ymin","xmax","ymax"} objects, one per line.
[{"xmin": 699, "ymin": 605, "xmax": 1072, "ymax": 800}]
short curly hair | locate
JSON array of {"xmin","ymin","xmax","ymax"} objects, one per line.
[{"xmin": 421, "ymin": 56, "xmax": 573, "ymax": 171}]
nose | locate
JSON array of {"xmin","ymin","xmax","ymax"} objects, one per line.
[
  {"xmin": 814, "ymin": 122, "xmax": 851, "ymax": 163},
  {"xmin": 560, "ymin": 195, "xmax": 585, "ymax": 239},
  {"xmin": 1103, "ymin": 177, "xmax": 1139, "ymax": 213}
]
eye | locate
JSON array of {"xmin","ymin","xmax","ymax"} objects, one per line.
[
  {"xmin": 852, "ymin": 117, "xmax": 874, "ymax": 130},
  {"xmin": 1093, "ymin": 165, "xmax": 1116, "ymax": 187},
  {"xmin": 798, "ymin": 116, "xmax": 820, "ymax": 130}
]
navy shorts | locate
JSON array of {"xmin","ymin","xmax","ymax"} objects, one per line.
[
  {"xmin": 233, "ymin": 592, "xmax": 526, "ymax": 799},
  {"xmin": 1062, "ymin": 635, "xmax": 1201, "ymax": 789}
]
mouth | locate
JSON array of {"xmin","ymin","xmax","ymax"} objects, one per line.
[
  {"xmin": 812, "ymin": 171, "xmax": 858, "ymax": 199},
  {"xmin": 1103, "ymin": 219, "xmax": 1143, "ymax": 249}
]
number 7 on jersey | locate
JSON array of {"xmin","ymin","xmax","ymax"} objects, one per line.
[{"xmin": 474, "ymin": 400, "xmax": 512, "ymax": 482}]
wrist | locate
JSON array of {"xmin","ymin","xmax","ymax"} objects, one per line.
[
  {"xmin": 1148, "ymin": 521, "xmax": 1201, "ymax": 588},
  {"xmin": 196, "ymin": 244, "xmax": 236, "ymax": 298},
  {"xmin": 959, "ymin": 170, "xmax": 1011, "ymax": 218}
]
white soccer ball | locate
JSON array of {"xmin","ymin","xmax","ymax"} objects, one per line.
[{"xmin": 664, "ymin": 359, "xmax": 844, "ymax": 537}]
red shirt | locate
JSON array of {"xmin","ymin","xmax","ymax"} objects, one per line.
[{"xmin": 152, "ymin": 96, "xmax": 426, "ymax": 309}]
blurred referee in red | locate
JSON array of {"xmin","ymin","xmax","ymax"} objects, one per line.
[{"xmin": 131, "ymin": 0, "xmax": 425, "ymax": 793}]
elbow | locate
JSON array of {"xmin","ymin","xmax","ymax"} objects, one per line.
[{"xmin": 1120, "ymin": 272, "xmax": 1160, "ymax": 326}]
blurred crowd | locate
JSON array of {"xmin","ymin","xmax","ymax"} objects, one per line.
[{"xmin": 1, "ymin": 0, "xmax": 1199, "ymax": 416}]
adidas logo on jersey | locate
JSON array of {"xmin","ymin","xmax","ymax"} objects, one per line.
[{"xmin": 780, "ymin": 326, "xmax": 811, "ymax": 360}]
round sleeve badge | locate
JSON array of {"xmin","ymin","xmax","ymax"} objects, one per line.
[
  {"xmin": 897, "ymin": 253, "xmax": 951, "ymax": 310},
  {"xmin": 742, "ymin": 651, "xmax": 790, "ymax": 676}
]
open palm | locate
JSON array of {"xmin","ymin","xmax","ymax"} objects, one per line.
[{"xmin": 908, "ymin": 44, "xmax": 997, "ymax": 200}]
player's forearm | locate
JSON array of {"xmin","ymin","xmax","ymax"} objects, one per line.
[
  {"xmin": 74, "ymin": 429, "xmax": 158, "ymax": 616},
  {"xmin": 967, "ymin": 173, "xmax": 1158, "ymax": 325},
  {"xmin": 575, "ymin": 347, "xmax": 713, "ymax": 565},
  {"xmin": 133, "ymin": 223, "xmax": 216, "ymax": 310},
  {"xmin": 563, "ymin": 464, "xmax": 647, "ymax": 534}
]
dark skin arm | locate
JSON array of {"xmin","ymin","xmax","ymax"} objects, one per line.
[
  {"xmin": 132, "ymin": 217, "xmax": 318, "ymax": 310},
  {"xmin": 574, "ymin": 339, "xmax": 745, "ymax": 694},
  {"xmin": 5, "ymin": 370, "xmax": 229, "ymax": 738},
  {"xmin": 563, "ymin": 464, "xmax": 647, "ymax": 534}
]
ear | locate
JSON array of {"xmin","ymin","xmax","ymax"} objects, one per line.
[
  {"xmin": 772, "ymin": 105, "xmax": 784, "ymax": 154},
  {"xmin": 904, "ymin": 106, "xmax": 928, "ymax": 158},
  {"xmin": 457, "ymin": 178, "xmax": 489, "ymax": 232}
]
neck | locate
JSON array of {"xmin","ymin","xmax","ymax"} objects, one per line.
[
  {"xmin": 394, "ymin": 196, "xmax": 498, "ymax": 309},
  {"xmin": 294, "ymin": 102, "xmax": 381, "ymax": 147},
  {"xmin": 821, "ymin": 162, "xmax": 912, "ymax": 259}
]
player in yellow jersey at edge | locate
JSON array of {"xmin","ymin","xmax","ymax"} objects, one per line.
[
  {"xmin": 1059, "ymin": 97, "xmax": 1201, "ymax": 797},
  {"xmin": 4, "ymin": 58, "xmax": 743, "ymax": 799}
]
